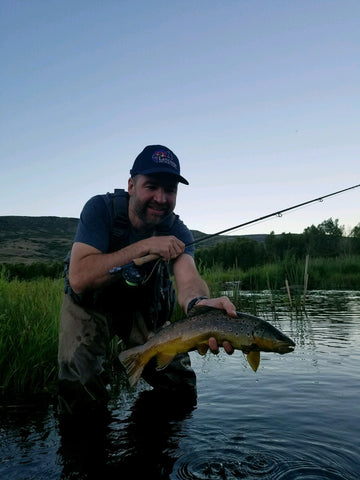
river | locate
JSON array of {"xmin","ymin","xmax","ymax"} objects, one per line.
[{"xmin": 1, "ymin": 290, "xmax": 359, "ymax": 479}]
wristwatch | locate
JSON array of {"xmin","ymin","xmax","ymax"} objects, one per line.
[{"xmin": 187, "ymin": 296, "xmax": 208, "ymax": 314}]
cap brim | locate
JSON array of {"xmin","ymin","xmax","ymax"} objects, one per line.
[{"xmin": 131, "ymin": 168, "xmax": 189, "ymax": 185}]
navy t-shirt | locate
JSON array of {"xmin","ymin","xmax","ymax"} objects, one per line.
[{"xmin": 73, "ymin": 192, "xmax": 195, "ymax": 257}]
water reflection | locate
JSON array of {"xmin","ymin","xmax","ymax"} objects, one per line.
[
  {"xmin": 57, "ymin": 388, "xmax": 196, "ymax": 479},
  {"xmin": 0, "ymin": 399, "xmax": 61, "ymax": 479},
  {"xmin": 57, "ymin": 406, "xmax": 112, "ymax": 478}
]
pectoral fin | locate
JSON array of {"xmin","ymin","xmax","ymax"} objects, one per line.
[
  {"xmin": 247, "ymin": 351, "xmax": 260, "ymax": 372},
  {"xmin": 156, "ymin": 352, "xmax": 177, "ymax": 370}
]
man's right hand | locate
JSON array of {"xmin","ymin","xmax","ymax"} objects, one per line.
[{"xmin": 144, "ymin": 235, "xmax": 185, "ymax": 262}]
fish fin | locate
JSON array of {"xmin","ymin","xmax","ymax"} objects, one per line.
[
  {"xmin": 155, "ymin": 352, "xmax": 177, "ymax": 370},
  {"xmin": 196, "ymin": 343, "xmax": 209, "ymax": 356},
  {"xmin": 247, "ymin": 351, "xmax": 260, "ymax": 372},
  {"xmin": 119, "ymin": 346, "xmax": 146, "ymax": 387}
]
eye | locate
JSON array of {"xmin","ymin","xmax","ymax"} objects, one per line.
[{"xmin": 165, "ymin": 186, "xmax": 177, "ymax": 194}]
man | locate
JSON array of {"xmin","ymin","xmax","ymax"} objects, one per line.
[{"xmin": 58, "ymin": 145, "xmax": 236, "ymax": 414}]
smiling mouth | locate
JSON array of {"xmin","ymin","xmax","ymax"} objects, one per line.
[
  {"xmin": 148, "ymin": 204, "xmax": 168, "ymax": 215},
  {"xmin": 149, "ymin": 207, "xmax": 166, "ymax": 215}
]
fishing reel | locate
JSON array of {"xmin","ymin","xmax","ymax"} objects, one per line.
[
  {"xmin": 109, "ymin": 264, "xmax": 145, "ymax": 286},
  {"xmin": 109, "ymin": 258, "xmax": 160, "ymax": 287}
]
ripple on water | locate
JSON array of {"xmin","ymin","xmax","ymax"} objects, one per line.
[{"xmin": 170, "ymin": 448, "xmax": 356, "ymax": 480}]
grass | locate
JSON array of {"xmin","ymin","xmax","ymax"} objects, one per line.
[
  {"xmin": 0, "ymin": 276, "xmax": 63, "ymax": 399},
  {"xmin": 1, "ymin": 254, "xmax": 359, "ymax": 399}
]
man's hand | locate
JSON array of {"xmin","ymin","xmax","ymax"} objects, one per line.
[
  {"xmin": 194, "ymin": 296, "xmax": 236, "ymax": 356},
  {"xmin": 145, "ymin": 235, "xmax": 185, "ymax": 262}
]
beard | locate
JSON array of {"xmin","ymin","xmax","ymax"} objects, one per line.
[{"xmin": 131, "ymin": 198, "xmax": 173, "ymax": 227}]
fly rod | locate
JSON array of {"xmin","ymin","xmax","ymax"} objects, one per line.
[
  {"xmin": 109, "ymin": 183, "xmax": 360, "ymax": 279},
  {"xmin": 187, "ymin": 183, "xmax": 360, "ymax": 246}
]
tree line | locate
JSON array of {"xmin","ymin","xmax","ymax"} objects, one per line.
[
  {"xmin": 0, "ymin": 261, "xmax": 64, "ymax": 281},
  {"xmin": 195, "ymin": 218, "xmax": 360, "ymax": 270},
  {"xmin": 1, "ymin": 218, "xmax": 359, "ymax": 281}
]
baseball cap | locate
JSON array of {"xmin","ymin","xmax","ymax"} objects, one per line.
[{"xmin": 130, "ymin": 145, "xmax": 189, "ymax": 185}]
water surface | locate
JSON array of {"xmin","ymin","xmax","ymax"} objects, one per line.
[{"xmin": 1, "ymin": 290, "xmax": 359, "ymax": 479}]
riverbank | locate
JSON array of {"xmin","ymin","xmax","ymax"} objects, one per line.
[{"xmin": 1, "ymin": 255, "xmax": 359, "ymax": 399}]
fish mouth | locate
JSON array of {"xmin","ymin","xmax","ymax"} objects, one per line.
[
  {"xmin": 275, "ymin": 341, "xmax": 296, "ymax": 354},
  {"xmin": 254, "ymin": 335, "xmax": 295, "ymax": 354}
]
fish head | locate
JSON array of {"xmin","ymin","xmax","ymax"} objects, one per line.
[{"xmin": 252, "ymin": 321, "xmax": 295, "ymax": 354}]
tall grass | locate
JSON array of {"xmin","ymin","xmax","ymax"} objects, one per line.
[
  {"xmin": 197, "ymin": 255, "xmax": 360, "ymax": 292},
  {"xmin": 0, "ymin": 276, "xmax": 63, "ymax": 399},
  {"xmin": 1, "ymin": 254, "xmax": 359, "ymax": 398}
]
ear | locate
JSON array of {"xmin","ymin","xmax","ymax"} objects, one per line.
[{"xmin": 128, "ymin": 177, "xmax": 134, "ymax": 195}]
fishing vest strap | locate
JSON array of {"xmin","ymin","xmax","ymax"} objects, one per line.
[{"xmin": 109, "ymin": 189, "xmax": 131, "ymax": 252}]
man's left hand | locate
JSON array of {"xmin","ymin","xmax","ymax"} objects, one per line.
[{"xmin": 194, "ymin": 296, "xmax": 236, "ymax": 356}]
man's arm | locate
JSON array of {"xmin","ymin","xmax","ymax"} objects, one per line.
[
  {"xmin": 69, "ymin": 235, "xmax": 186, "ymax": 294},
  {"xmin": 173, "ymin": 253, "xmax": 237, "ymax": 316}
]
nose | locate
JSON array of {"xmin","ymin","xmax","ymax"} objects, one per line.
[{"xmin": 153, "ymin": 187, "xmax": 167, "ymax": 203}]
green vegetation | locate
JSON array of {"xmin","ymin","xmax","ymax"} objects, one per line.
[
  {"xmin": 195, "ymin": 218, "xmax": 360, "ymax": 271},
  {"xmin": 1, "ymin": 251, "xmax": 359, "ymax": 400},
  {"xmin": 0, "ymin": 261, "xmax": 63, "ymax": 281},
  {"xmin": 0, "ymin": 276, "xmax": 63, "ymax": 400}
]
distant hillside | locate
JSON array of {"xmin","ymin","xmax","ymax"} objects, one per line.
[
  {"xmin": 0, "ymin": 216, "xmax": 266, "ymax": 264},
  {"xmin": 0, "ymin": 216, "xmax": 79, "ymax": 263}
]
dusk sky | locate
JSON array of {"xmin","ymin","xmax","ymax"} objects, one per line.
[{"xmin": 1, "ymin": 0, "xmax": 359, "ymax": 235}]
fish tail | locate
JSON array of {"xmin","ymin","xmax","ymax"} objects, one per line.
[{"xmin": 118, "ymin": 345, "xmax": 147, "ymax": 387}]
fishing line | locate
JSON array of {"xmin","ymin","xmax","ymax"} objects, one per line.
[
  {"xmin": 110, "ymin": 183, "xmax": 360, "ymax": 282},
  {"xmin": 187, "ymin": 183, "xmax": 360, "ymax": 247}
]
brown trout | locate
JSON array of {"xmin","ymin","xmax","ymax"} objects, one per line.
[{"xmin": 119, "ymin": 307, "xmax": 295, "ymax": 387}]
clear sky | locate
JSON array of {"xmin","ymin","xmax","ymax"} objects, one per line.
[{"xmin": 1, "ymin": 0, "xmax": 359, "ymax": 235}]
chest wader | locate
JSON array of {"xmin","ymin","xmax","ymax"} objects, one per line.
[{"xmin": 58, "ymin": 190, "xmax": 196, "ymax": 415}]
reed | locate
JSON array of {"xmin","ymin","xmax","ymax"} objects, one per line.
[{"xmin": 0, "ymin": 276, "xmax": 63, "ymax": 398}]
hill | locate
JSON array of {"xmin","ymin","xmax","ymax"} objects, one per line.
[
  {"xmin": 0, "ymin": 216, "xmax": 79, "ymax": 264},
  {"xmin": 0, "ymin": 216, "xmax": 266, "ymax": 264}
]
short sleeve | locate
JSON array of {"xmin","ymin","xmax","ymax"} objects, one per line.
[
  {"xmin": 171, "ymin": 217, "xmax": 195, "ymax": 257},
  {"xmin": 73, "ymin": 195, "xmax": 112, "ymax": 252}
]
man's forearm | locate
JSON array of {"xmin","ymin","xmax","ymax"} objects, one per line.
[
  {"xmin": 69, "ymin": 240, "xmax": 156, "ymax": 294},
  {"xmin": 175, "ymin": 271, "xmax": 210, "ymax": 314}
]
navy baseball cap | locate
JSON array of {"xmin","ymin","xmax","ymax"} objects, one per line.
[{"xmin": 130, "ymin": 145, "xmax": 189, "ymax": 185}]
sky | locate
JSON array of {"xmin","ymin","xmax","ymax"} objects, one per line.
[{"xmin": 1, "ymin": 0, "xmax": 359, "ymax": 236}]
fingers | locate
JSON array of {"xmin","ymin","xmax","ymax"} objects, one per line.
[
  {"xmin": 148, "ymin": 236, "xmax": 185, "ymax": 261},
  {"xmin": 195, "ymin": 296, "xmax": 236, "ymax": 356},
  {"xmin": 223, "ymin": 340, "xmax": 234, "ymax": 355},
  {"xmin": 196, "ymin": 296, "xmax": 237, "ymax": 317},
  {"xmin": 208, "ymin": 337, "xmax": 219, "ymax": 354},
  {"xmin": 208, "ymin": 337, "xmax": 234, "ymax": 355}
]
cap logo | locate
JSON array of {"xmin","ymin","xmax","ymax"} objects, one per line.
[{"xmin": 152, "ymin": 149, "xmax": 177, "ymax": 170}]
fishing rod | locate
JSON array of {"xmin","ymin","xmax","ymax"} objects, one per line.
[
  {"xmin": 109, "ymin": 183, "xmax": 360, "ymax": 283},
  {"xmin": 187, "ymin": 183, "xmax": 360, "ymax": 246}
]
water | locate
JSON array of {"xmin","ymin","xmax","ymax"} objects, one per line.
[{"xmin": 1, "ymin": 290, "xmax": 359, "ymax": 479}]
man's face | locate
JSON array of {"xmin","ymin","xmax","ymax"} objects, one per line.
[{"xmin": 128, "ymin": 174, "xmax": 178, "ymax": 229}]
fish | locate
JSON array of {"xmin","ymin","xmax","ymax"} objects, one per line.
[{"xmin": 119, "ymin": 307, "xmax": 295, "ymax": 387}]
